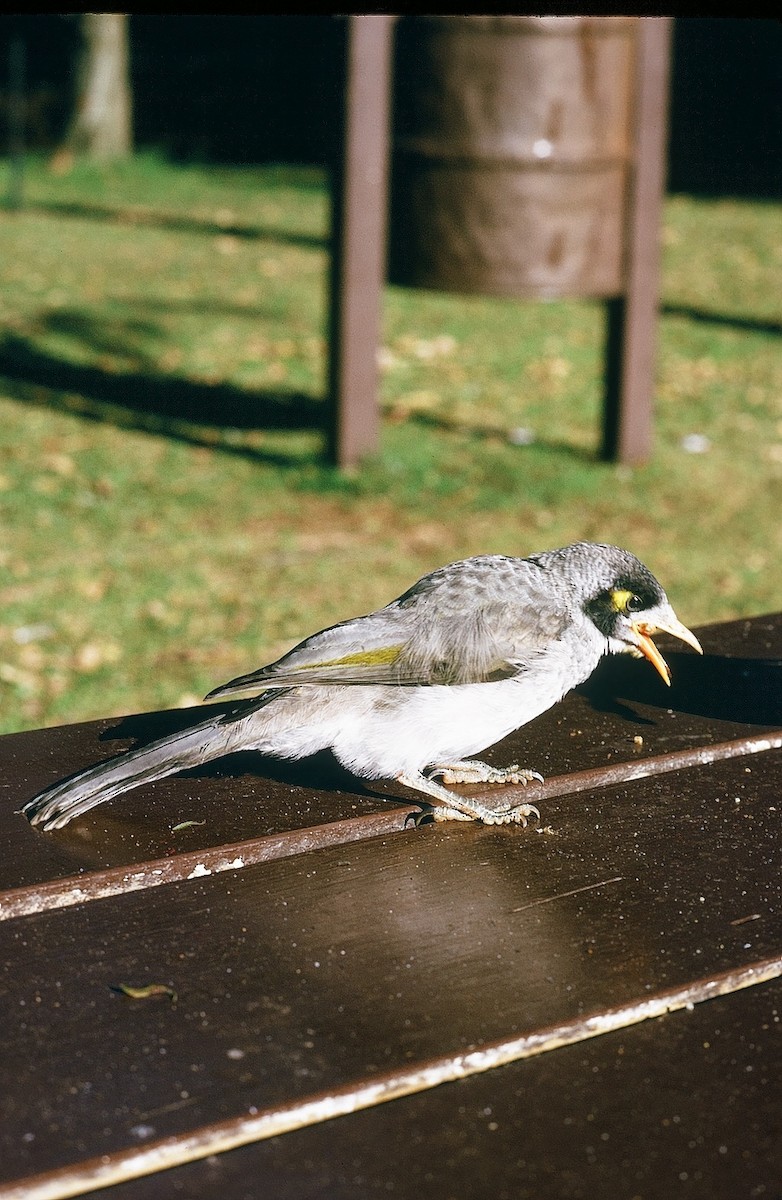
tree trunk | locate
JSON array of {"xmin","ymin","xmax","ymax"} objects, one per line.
[{"xmin": 60, "ymin": 13, "xmax": 132, "ymax": 160}]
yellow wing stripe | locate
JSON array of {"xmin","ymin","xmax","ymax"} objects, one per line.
[{"xmin": 299, "ymin": 645, "xmax": 403, "ymax": 672}]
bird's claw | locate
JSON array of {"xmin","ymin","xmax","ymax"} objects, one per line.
[
  {"xmin": 478, "ymin": 801, "xmax": 541, "ymax": 827},
  {"xmin": 430, "ymin": 761, "xmax": 543, "ymax": 787},
  {"xmin": 406, "ymin": 800, "xmax": 540, "ymax": 828},
  {"xmin": 405, "ymin": 807, "xmax": 434, "ymax": 828}
]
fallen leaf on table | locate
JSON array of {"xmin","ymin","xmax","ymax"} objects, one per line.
[{"xmin": 110, "ymin": 983, "xmax": 178, "ymax": 1004}]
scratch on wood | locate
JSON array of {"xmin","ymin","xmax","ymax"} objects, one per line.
[
  {"xmin": 511, "ymin": 876, "xmax": 623, "ymax": 913},
  {"xmin": 729, "ymin": 913, "xmax": 761, "ymax": 926}
]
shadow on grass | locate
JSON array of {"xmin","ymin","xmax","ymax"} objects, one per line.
[
  {"xmin": 387, "ymin": 407, "xmax": 598, "ymax": 464},
  {"xmin": 26, "ymin": 199, "xmax": 328, "ymax": 251},
  {"xmin": 0, "ymin": 332, "xmax": 602, "ymax": 469},
  {"xmin": 661, "ymin": 303, "xmax": 782, "ymax": 338},
  {"xmin": 27, "ymin": 206, "xmax": 782, "ymax": 339},
  {"xmin": 0, "ymin": 333, "xmax": 326, "ymax": 465}
]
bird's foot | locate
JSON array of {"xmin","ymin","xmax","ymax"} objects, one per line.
[
  {"xmin": 431, "ymin": 800, "xmax": 539, "ymax": 826},
  {"xmin": 398, "ymin": 768, "xmax": 541, "ymax": 827},
  {"xmin": 429, "ymin": 759, "xmax": 544, "ymax": 788}
]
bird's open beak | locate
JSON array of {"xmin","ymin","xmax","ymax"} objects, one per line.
[{"xmin": 630, "ymin": 618, "xmax": 703, "ymax": 686}]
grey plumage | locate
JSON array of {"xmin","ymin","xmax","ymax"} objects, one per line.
[{"xmin": 22, "ymin": 542, "xmax": 701, "ymax": 831}]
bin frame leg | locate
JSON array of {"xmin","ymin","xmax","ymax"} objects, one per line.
[
  {"xmin": 602, "ymin": 17, "xmax": 673, "ymax": 465},
  {"xmin": 327, "ymin": 15, "xmax": 395, "ymax": 468}
]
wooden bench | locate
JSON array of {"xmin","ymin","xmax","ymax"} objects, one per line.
[{"xmin": 2, "ymin": 613, "xmax": 781, "ymax": 1198}]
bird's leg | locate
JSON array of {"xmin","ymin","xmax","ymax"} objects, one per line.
[
  {"xmin": 397, "ymin": 770, "xmax": 540, "ymax": 827},
  {"xmin": 429, "ymin": 759, "xmax": 544, "ymax": 787}
]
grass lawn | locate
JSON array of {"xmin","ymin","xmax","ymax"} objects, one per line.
[{"xmin": 0, "ymin": 153, "xmax": 780, "ymax": 734}]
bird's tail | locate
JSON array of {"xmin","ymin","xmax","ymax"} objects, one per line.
[{"xmin": 22, "ymin": 707, "xmax": 251, "ymax": 831}]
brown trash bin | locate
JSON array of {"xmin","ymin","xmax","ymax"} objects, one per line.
[
  {"xmin": 328, "ymin": 15, "xmax": 670, "ymax": 466},
  {"xmin": 389, "ymin": 16, "xmax": 638, "ymax": 300}
]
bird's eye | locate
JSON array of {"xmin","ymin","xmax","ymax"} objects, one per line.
[{"xmin": 609, "ymin": 588, "xmax": 647, "ymax": 615}]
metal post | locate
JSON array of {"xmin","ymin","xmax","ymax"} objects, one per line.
[
  {"xmin": 602, "ymin": 17, "xmax": 673, "ymax": 464},
  {"xmin": 327, "ymin": 15, "xmax": 394, "ymax": 468}
]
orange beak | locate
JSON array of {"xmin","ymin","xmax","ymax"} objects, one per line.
[{"xmin": 630, "ymin": 618, "xmax": 703, "ymax": 686}]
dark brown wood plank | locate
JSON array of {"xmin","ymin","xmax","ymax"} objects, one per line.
[
  {"xmin": 2, "ymin": 751, "xmax": 781, "ymax": 1193},
  {"xmin": 1, "ymin": 615, "xmax": 780, "ymax": 911},
  {"xmin": 76, "ymin": 977, "xmax": 782, "ymax": 1200}
]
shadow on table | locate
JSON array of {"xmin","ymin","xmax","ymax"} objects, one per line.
[{"xmin": 581, "ymin": 651, "xmax": 782, "ymax": 728}]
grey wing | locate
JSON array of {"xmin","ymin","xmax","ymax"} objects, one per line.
[
  {"xmin": 206, "ymin": 607, "xmax": 421, "ymax": 698},
  {"xmin": 396, "ymin": 556, "xmax": 570, "ymax": 684},
  {"xmin": 206, "ymin": 556, "xmax": 569, "ymax": 698}
]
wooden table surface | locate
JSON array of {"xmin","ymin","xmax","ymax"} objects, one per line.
[{"xmin": 1, "ymin": 614, "xmax": 781, "ymax": 1199}]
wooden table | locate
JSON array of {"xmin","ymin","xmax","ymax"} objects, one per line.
[{"xmin": 1, "ymin": 614, "xmax": 781, "ymax": 1199}]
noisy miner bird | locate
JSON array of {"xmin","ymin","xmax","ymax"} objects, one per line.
[{"xmin": 23, "ymin": 542, "xmax": 702, "ymax": 831}]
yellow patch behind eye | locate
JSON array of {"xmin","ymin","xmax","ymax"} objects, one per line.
[
  {"xmin": 610, "ymin": 589, "xmax": 635, "ymax": 613},
  {"xmin": 302, "ymin": 645, "xmax": 403, "ymax": 671}
]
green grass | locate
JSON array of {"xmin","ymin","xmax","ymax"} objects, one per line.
[{"xmin": 0, "ymin": 153, "xmax": 780, "ymax": 733}]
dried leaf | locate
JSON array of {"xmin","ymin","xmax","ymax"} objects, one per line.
[{"xmin": 110, "ymin": 983, "xmax": 178, "ymax": 1004}]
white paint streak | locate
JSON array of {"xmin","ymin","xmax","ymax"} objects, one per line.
[
  {"xmin": 186, "ymin": 864, "xmax": 212, "ymax": 880},
  {"xmin": 0, "ymin": 853, "xmax": 255, "ymax": 921}
]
